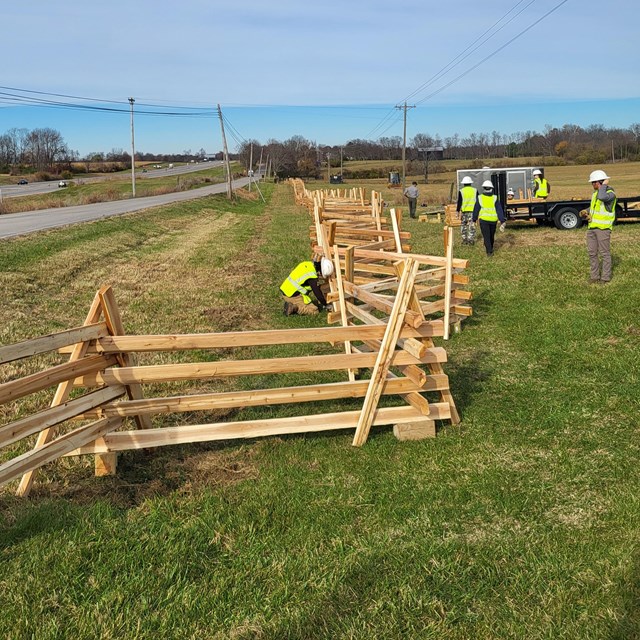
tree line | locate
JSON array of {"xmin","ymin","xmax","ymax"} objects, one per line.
[
  {"xmin": 4, "ymin": 121, "xmax": 640, "ymax": 177},
  {"xmin": 237, "ymin": 122, "xmax": 640, "ymax": 178}
]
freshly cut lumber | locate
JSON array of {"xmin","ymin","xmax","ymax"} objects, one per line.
[
  {"xmin": 0, "ymin": 322, "xmax": 108, "ymax": 365},
  {"xmin": 0, "ymin": 354, "xmax": 118, "ymax": 405},
  {"xmin": 0, "ymin": 417, "xmax": 122, "ymax": 489},
  {"xmin": 104, "ymin": 377, "xmax": 428, "ymax": 417},
  {"xmin": 78, "ymin": 349, "xmax": 446, "ymax": 386},
  {"xmin": 65, "ymin": 404, "xmax": 452, "ymax": 454},
  {"xmin": 96, "ymin": 324, "xmax": 440, "ymax": 353},
  {"xmin": 393, "ymin": 420, "xmax": 436, "ymax": 440},
  {"xmin": 0, "ymin": 385, "xmax": 126, "ymax": 448}
]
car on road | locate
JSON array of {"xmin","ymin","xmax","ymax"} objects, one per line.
[
  {"xmin": 17, "ymin": 179, "xmax": 28, "ymax": 185},
  {"xmin": 58, "ymin": 181, "xmax": 67, "ymax": 188}
]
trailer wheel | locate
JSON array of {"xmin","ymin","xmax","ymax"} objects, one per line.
[{"xmin": 554, "ymin": 207, "xmax": 582, "ymax": 230}]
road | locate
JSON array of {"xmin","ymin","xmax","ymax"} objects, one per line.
[
  {"xmin": 0, "ymin": 161, "xmax": 224, "ymax": 199},
  {"xmin": 0, "ymin": 176, "xmax": 254, "ymax": 240}
]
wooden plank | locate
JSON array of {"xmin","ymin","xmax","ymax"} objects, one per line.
[
  {"xmin": 97, "ymin": 324, "xmax": 444, "ymax": 353},
  {"xmin": 98, "ymin": 286, "xmax": 152, "ymax": 433},
  {"xmin": 0, "ymin": 323, "xmax": 108, "ymax": 365},
  {"xmin": 351, "ymin": 344, "xmax": 430, "ymax": 417},
  {"xmin": 343, "ymin": 281, "xmax": 423, "ymax": 328},
  {"xmin": 0, "ymin": 385, "xmax": 126, "ymax": 448},
  {"xmin": 389, "ymin": 208, "xmax": 403, "ymax": 253},
  {"xmin": 0, "ymin": 417, "xmax": 122, "ymax": 489},
  {"xmin": 17, "ymin": 288, "xmax": 106, "ymax": 497},
  {"xmin": 393, "ymin": 420, "xmax": 436, "ymax": 441},
  {"xmin": 332, "ymin": 250, "xmax": 356, "ymax": 382},
  {"xmin": 443, "ymin": 226, "xmax": 454, "ymax": 340},
  {"xmin": 353, "ymin": 258, "xmax": 419, "ymax": 447},
  {"xmin": 78, "ymin": 349, "xmax": 446, "ymax": 386},
  {"xmin": 337, "ymin": 247, "xmax": 468, "ymax": 270},
  {"xmin": 104, "ymin": 377, "xmax": 423, "ymax": 417},
  {"xmin": 0, "ymin": 354, "xmax": 118, "ymax": 405},
  {"xmin": 65, "ymin": 404, "xmax": 452, "ymax": 454}
]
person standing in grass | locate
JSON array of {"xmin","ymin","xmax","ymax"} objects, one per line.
[
  {"xmin": 457, "ymin": 176, "xmax": 477, "ymax": 245},
  {"xmin": 472, "ymin": 180, "xmax": 506, "ymax": 257},
  {"xmin": 583, "ymin": 170, "xmax": 616, "ymax": 284},
  {"xmin": 403, "ymin": 181, "xmax": 419, "ymax": 219}
]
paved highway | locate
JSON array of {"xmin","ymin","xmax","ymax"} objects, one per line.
[
  {"xmin": 0, "ymin": 161, "xmax": 224, "ymax": 199},
  {"xmin": 0, "ymin": 175, "xmax": 253, "ymax": 240}
]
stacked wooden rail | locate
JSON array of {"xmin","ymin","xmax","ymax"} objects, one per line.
[{"xmin": 294, "ymin": 180, "xmax": 472, "ymax": 338}]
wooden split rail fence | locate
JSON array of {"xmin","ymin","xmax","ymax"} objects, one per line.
[{"xmin": 0, "ymin": 182, "xmax": 472, "ymax": 496}]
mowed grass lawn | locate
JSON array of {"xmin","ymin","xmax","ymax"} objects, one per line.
[{"xmin": 1, "ymin": 179, "xmax": 640, "ymax": 639}]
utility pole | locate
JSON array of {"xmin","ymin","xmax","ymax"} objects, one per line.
[
  {"xmin": 327, "ymin": 152, "xmax": 331, "ymax": 182},
  {"xmin": 217, "ymin": 104, "xmax": 233, "ymax": 199},
  {"xmin": 340, "ymin": 146, "xmax": 343, "ymax": 177},
  {"xmin": 248, "ymin": 142, "xmax": 253, "ymax": 192},
  {"xmin": 128, "ymin": 97, "xmax": 136, "ymax": 198},
  {"xmin": 395, "ymin": 102, "xmax": 415, "ymax": 190},
  {"xmin": 257, "ymin": 147, "xmax": 263, "ymax": 180}
]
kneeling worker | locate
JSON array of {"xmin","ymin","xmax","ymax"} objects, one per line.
[{"xmin": 281, "ymin": 257, "xmax": 334, "ymax": 316}]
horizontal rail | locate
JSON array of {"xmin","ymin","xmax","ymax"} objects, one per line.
[
  {"xmin": 0, "ymin": 322, "xmax": 108, "ymax": 365},
  {"xmin": 103, "ymin": 375, "xmax": 449, "ymax": 417},
  {"xmin": 65, "ymin": 403, "xmax": 452, "ymax": 455},
  {"xmin": 0, "ymin": 385, "xmax": 126, "ymax": 448},
  {"xmin": 0, "ymin": 354, "xmax": 119, "ymax": 405},
  {"xmin": 77, "ymin": 349, "xmax": 447, "ymax": 387},
  {"xmin": 0, "ymin": 417, "xmax": 122, "ymax": 489},
  {"xmin": 95, "ymin": 324, "xmax": 443, "ymax": 353}
]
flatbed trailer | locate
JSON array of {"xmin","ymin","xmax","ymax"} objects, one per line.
[{"xmin": 505, "ymin": 195, "xmax": 640, "ymax": 230}]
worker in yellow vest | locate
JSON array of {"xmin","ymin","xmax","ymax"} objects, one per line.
[
  {"xmin": 532, "ymin": 169, "xmax": 550, "ymax": 199},
  {"xmin": 582, "ymin": 170, "xmax": 616, "ymax": 283},
  {"xmin": 472, "ymin": 180, "xmax": 506, "ymax": 257},
  {"xmin": 280, "ymin": 257, "xmax": 334, "ymax": 315},
  {"xmin": 456, "ymin": 176, "xmax": 477, "ymax": 245}
]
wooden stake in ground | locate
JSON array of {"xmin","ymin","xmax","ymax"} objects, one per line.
[
  {"xmin": 332, "ymin": 250, "xmax": 356, "ymax": 382},
  {"xmin": 352, "ymin": 258, "xmax": 419, "ymax": 447}
]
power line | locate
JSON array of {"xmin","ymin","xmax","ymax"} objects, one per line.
[{"xmin": 415, "ymin": 0, "xmax": 571, "ymax": 106}]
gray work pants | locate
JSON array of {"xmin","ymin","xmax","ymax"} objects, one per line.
[{"xmin": 586, "ymin": 228, "xmax": 612, "ymax": 282}]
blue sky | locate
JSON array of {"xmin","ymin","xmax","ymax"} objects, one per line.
[{"xmin": 1, "ymin": 0, "xmax": 638, "ymax": 156}]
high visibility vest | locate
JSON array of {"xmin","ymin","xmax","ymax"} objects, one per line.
[
  {"xmin": 534, "ymin": 177, "xmax": 549, "ymax": 198},
  {"xmin": 460, "ymin": 186, "xmax": 477, "ymax": 212},
  {"xmin": 478, "ymin": 194, "xmax": 498, "ymax": 222},
  {"xmin": 588, "ymin": 189, "xmax": 617, "ymax": 230},
  {"xmin": 280, "ymin": 261, "xmax": 317, "ymax": 304}
]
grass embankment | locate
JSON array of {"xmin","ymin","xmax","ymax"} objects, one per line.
[
  {"xmin": 1, "ymin": 182, "xmax": 640, "ymax": 639},
  {"xmin": 0, "ymin": 165, "xmax": 231, "ymax": 215}
]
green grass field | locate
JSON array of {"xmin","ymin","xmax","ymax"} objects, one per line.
[{"xmin": 1, "ymin": 171, "xmax": 639, "ymax": 639}]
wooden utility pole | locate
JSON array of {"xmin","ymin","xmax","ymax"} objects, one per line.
[
  {"xmin": 257, "ymin": 147, "xmax": 263, "ymax": 180},
  {"xmin": 217, "ymin": 104, "xmax": 233, "ymax": 199},
  {"xmin": 395, "ymin": 102, "xmax": 415, "ymax": 191},
  {"xmin": 327, "ymin": 153, "xmax": 331, "ymax": 182},
  {"xmin": 128, "ymin": 97, "xmax": 136, "ymax": 198},
  {"xmin": 248, "ymin": 142, "xmax": 253, "ymax": 192}
]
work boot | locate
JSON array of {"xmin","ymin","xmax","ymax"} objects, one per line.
[
  {"xmin": 283, "ymin": 301, "xmax": 296, "ymax": 316},
  {"xmin": 589, "ymin": 278, "xmax": 600, "ymax": 285}
]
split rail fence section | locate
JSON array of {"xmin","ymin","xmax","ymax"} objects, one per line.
[{"xmin": 0, "ymin": 182, "xmax": 472, "ymax": 495}]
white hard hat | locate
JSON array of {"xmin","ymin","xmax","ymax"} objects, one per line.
[
  {"xmin": 320, "ymin": 256, "xmax": 334, "ymax": 278},
  {"xmin": 461, "ymin": 176, "xmax": 473, "ymax": 185},
  {"xmin": 532, "ymin": 169, "xmax": 542, "ymax": 176},
  {"xmin": 588, "ymin": 169, "xmax": 610, "ymax": 182},
  {"xmin": 482, "ymin": 180, "xmax": 494, "ymax": 189}
]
